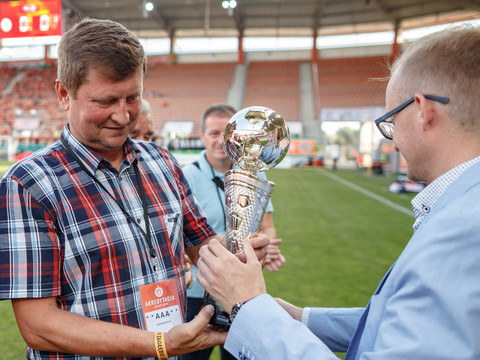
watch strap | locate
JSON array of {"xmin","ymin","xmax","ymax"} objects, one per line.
[{"xmin": 229, "ymin": 301, "xmax": 247, "ymax": 323}]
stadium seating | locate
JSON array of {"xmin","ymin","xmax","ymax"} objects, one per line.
[
  {"xmin": 316, "ymin": 56, "xmax": 389, "ymax": 109},
  {"xmin": 144, "ymin": 62, "xmax": 236, "ymax": 135},
  {"xmin": 242, "ymin": 60, "xmax": 301, "ymax": 123},
  {"xmin": 0, "ymin": 55, "xmax": 389, "ymax": 143}
]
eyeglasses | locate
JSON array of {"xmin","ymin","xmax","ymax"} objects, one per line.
[{"xmin": 375, "ymin": 95, "xmax": 450, "ymax": 140}]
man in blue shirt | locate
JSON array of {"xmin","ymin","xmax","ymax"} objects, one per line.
[{"xmin": 196, "ymin": 26, "xmax": 480, "ymax": 359}]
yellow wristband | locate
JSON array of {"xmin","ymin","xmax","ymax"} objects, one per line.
[{"xmin": 154, "ymin": 332, "xmax": 169, "ymax": 359}]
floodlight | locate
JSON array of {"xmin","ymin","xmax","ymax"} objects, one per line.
[{"xmin": 145, "ymin": 2, "xmax": 154, "ymax": 11}]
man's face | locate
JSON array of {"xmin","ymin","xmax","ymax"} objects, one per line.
[
  {"xmin": 386, "ymin": 72, "xmax": 425, "ymax": 182},
  {"xmin": 57, "ymin": 67, "xmax": 143, "ymax": 161},
  {"xmin": 131, "ymin": 112, "xmax": 154, "ymax": 141},
  {"xmin": 200, "ymin": 114, "xmax": 230, "ymax": 162}
]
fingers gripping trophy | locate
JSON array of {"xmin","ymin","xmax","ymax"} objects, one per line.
[{"xmin": 205, "ymin": 106, "xmax": 290, "ymax": 329}]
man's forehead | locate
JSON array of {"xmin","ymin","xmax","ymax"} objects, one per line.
[
  {"xmin": 206, "ymin": 115, "xmax": 229, "ymax": 127},
  {"xmin": 385, "ymin": 71, "xmax": 402, "ymax": 102}
]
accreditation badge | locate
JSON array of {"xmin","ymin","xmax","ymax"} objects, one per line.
[{"xmin": 139, "ymin": 279, "xmax": 183, "ymax": 332}]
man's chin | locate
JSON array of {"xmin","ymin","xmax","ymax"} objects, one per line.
[{"xmin": 214, "ymin": 151, "xmax": 229, "ymax": 160}]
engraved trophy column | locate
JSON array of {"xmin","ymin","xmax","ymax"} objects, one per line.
[{"xmin": 223, "ymin": 106, "xmax": 290, "ymax": 254}]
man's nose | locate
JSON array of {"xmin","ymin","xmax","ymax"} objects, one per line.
[{"xmin": 111, "ymin": 100, "xmax": 131, "ymax": 125}]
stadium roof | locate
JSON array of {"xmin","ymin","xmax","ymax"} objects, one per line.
[{"xmin": 61, "ymin": 0, "xmax": 480, "ymax": 39}]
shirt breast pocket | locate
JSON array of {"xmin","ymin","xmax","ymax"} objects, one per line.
[{"xmin": 162, "ymin": 212, "xmax": 184, "ymax": 264}]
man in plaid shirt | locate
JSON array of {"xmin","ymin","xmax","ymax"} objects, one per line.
[{"xmin": 0, "ymin": 18, "xmax": 268, "ymax": 359}]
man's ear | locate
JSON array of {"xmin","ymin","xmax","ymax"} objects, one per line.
[
  {"xmin": 415, "ymin": 94, "xmax": 435, "ymax": 133},
  {"xmin": 55, "ymin": 80, "xmax": 70, "ymax": 111}
]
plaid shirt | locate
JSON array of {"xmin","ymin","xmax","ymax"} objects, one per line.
[{"xmin": 0, "ymin": 126, "xmax": 215, "ymax": 359}]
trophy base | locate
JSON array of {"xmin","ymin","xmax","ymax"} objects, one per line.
[{"xmin": 202, "ymin": 292, "xmax": 230, "ymax": 331}]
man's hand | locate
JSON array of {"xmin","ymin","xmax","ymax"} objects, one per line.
[
  {"xmin": 196, "ymin": 238, "xmax": 267, "ymax": 313},
  {"xmin": 264, "ymin": 238, "xmax": 286, "ymax": 272},
  {"xmin": 184, "ymin": 255, "xmax": 193, "ymax": 288},
  {"xmin": 11, "ymin": 297, "xmax": 225, "ymax": 358},
  {"xmin": 237, "ymin": 232, "xmax": 270, "ymax": 266},
  {"xmin": 165, "ymin": 305, "xmax": 227, "ymax": 356}
]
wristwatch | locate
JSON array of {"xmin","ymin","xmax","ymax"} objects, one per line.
[{"xmin": 229, "ymin": 301, "xmax": 247, "ymax": 323}]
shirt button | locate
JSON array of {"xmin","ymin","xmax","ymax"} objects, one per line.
[
  {"xmin": 137, "ymin": 218, "xmax": 142, "ymax": 224},
  {"xmin": 422, "ymin": 205, "xmax": 430, "ymax": 213}
]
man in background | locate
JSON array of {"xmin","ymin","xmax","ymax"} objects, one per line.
[{"xmin": 130, "ymin": 98, "xmax": 154, "ymax": 141}]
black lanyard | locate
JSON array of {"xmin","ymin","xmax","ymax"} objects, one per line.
[
  {"xmin": 60, "ymin": 137, "xmax": 157, "ymax": 260},
  {"xmin": 194, "ymin": 160, "xmax": 226, "ymax": 230},
  {"xmin": 208, "ymin": 163, "xmax": 226, "ymax": 231}
]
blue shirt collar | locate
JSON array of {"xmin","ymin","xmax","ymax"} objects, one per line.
[
  {"xmin": 197, "ymin": 149, "xmax": 238, "ymax": 179},
  {"xmin": 62, "ymin": 124, "xmax": 141, "ymax": 173}
]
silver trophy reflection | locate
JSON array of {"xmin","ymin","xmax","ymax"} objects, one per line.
[{"xmin": 205, "ymin": 106, "xmax": 290, "ymax": 329}]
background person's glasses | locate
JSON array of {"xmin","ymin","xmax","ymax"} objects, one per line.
[{"xmin": 375, "ymin": 95, "xmax": 450, "ymax": 140}]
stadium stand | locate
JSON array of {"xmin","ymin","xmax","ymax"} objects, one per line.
[
  {"xmin": 0, "ymin": 65, "xmax": 21, "ymax": 135},
  {"xmin": 0, "ymin": 64, "xmax": 63, "ymax": 139},
  {"xmin": 144, "ymin": 62, "xmax": 236, "ymax": 136},
  {"xmin": 0, "ymin": 54, "xmax": 390, "ymax": 157},
  {"xmin": 316, "ymin": 56, "xmax": 389, "ymax": 109},
  {"xmin": 242, "ymin": 60, "xmax": 302, "ymax": 123}
]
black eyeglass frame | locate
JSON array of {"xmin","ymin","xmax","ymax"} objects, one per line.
[{"xmin": 375, "ymin": 94, "xmax": 450, "ymax": 140}]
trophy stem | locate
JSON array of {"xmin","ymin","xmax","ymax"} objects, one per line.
[{"xmin": 224, "ymin": 169, "xmax": 275, "ymax": 254}]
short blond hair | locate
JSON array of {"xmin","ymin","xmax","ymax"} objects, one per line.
[{"xmin": 391, "ymin": 26, "xmax": 480, "ymax": 130}]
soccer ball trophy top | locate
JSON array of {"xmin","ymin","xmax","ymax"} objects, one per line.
[{"xmin": 223, "ymin": 106, "xmax": 290, "ymax": 173}]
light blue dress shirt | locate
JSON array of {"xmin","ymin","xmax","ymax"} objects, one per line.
[{"xmin": 224, "ymin": 159, "xmax": 480, "ymax": 360}]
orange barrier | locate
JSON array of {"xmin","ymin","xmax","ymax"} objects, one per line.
[{"xmin": 287, "ymin": 139, "xmax": 317, "ymax": 156}]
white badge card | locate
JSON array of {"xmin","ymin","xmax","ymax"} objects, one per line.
[{"xmin": 140, "ymin": 279, "xmax": 183, "ymax": 332}]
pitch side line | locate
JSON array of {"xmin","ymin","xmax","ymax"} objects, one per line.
[{"xmin": 316, "ymin": 168, "xmax": 414, "ymax": 218}]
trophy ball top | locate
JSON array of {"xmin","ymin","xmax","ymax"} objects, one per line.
[{"xmin": 223, "ymin": 106, "xmax": 290, "ymax": 172}]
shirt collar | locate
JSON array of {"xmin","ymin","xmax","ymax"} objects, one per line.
[
  {"xmin": 412, "ymin": 155, "xmax": 480, "ymax": 230},
  {"xmin": 62, "ymin": 124, "xmax": 140, "ymax": 173},
  {"xmin": 198, "ymin": 150, "xmax": 237, "ymax": 178}
]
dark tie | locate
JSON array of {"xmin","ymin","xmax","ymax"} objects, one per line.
[{"xmin": 344, "ymin": 264, "xmax": 395, "ymax": 360}]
